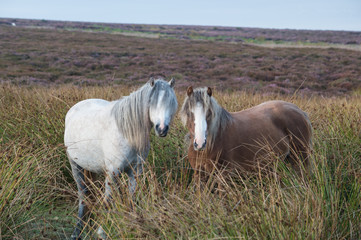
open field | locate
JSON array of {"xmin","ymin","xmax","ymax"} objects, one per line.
[
  {"xmin": 0, "ymin": 85, "xmax": 360, "ymax": 239},
  {"xmin": 0, "ymin": 20, "xmax": 361, "ymax": 239},
  {"xmin": 2, "ymin": 18, "xmax": 361, "ymax": 45},
  {"xmin": 0, "ymin": 20, "xmax": 361, "ymax": 95}
]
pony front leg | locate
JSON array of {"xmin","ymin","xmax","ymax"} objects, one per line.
[
  {"xmin": 103, "ymin": 170, "xmax": 120, "ymax": 207},
  {"xmin": 127, "ymin": 160, "xmax": 143, "ymax": 195},
  {"xmin": 125, "ymin": 158, "xmax": 144, "ymax": 212},
  {"xmin": 127, "ymin": 171, "xmax": 137, "ymax": 195}
]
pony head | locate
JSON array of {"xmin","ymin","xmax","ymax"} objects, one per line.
[
  {"xmin": 180, "ymin": 86, "xmax": 214, "ymax": 150},
  {"xmin": 148, "ymin": 78, "xmax": 178, "ymax": 137}
]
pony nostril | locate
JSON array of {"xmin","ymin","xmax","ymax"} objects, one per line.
[
  {"xmin": 163, "ymin": 125, "xmax": 169, "ymax": 133},
  {"xmin": 157, "ymin": 124, "xmax": 168, "ymax": 137},
  {"xmin": 201, "ymin": 140, "xmax": 207, "ymax": 149},
  {"xmin": 194, "ymin": 141, "xmax": 198, "ymax": 148}
]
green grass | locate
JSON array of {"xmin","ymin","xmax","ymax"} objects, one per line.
[
  {"xmin": 242, "ymin": 37, "xmax": 361, "ymax": 51},
  {"xmin": 63, "ymin": 25, "xmax": 164, "ymax": 39},
  {"xmin": 0, "ymin": 85, "xmax": 360, "ymax": 239},
  {"xmin": 46, "ymin": 24, "xmax": 361, "ymax": 51}
]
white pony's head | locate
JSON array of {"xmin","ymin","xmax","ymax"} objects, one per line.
[{"xmin": 148, "ymin": 78, "xmax": 178, "ymax": 137}]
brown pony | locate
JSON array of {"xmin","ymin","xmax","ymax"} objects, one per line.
[{"xmin": 180, "ymin": 87, "xmax": 313, "ymax": 180}]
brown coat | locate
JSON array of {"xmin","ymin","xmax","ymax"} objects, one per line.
[{"xmin": 186, "ymin": 100, "xmax": 312, "ymax": 178}]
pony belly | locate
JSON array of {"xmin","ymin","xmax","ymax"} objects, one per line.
[
  {"xmin": 101, "ymin": 139, "xmax": 138, "ymax": 173},
  {"xmin": 65, "ymin": 129, "xmax": 135, "ymax": 174},
  {"xmin": 66, "ymin": 141, "xmax": 106, "ymax": 174},
  {"xmin": 66, "ymin": 137, "xmax": 137, "ymax": 175}
]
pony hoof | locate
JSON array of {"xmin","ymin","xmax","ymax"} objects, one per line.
[
  {"xmin": 97, "ymin": 226, "xmax": 108, "ymax": 239},
  {"xmin": 70, "ymin": 234, "xmax": 81, "ymax": 240}
]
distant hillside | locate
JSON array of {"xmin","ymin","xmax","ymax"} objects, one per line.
[
  {"xmin": 0, "ymin": 18, "xmax": 360, "ymax": 95},
  {"xmin": 1, "ymin": 18, "xmax": 361, "ymax": 45}
]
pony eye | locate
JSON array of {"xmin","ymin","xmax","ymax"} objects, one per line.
[
  {"xmin": 190, "ymin": 112, "xmax": 194, "ymax": 121},
  {"xmin": 206, "ymin": 110, "xmax": 212, "ymax": 121}
]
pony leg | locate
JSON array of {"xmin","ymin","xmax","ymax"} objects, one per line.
[
  {"xmin": 104, "ymin": 171, "xmax": 119, "ymax": 205},
  {"xmin": 127, "ymin": 159, "xmax": 143, "ymax": 195},
  {"xmin": 69, "ymin": 159, "xmax": 89, "ymax": 240},
  {"xmin": 127, "ymin": 171, "xmax": 137, "ymax": 195},
  {"xmin": 287, "ymin": 141, "xmax": 311, "ymax": 178}
]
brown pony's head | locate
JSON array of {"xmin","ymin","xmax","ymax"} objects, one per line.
[{"xmin": 180, "ymin": 86, "xmax": 231, "ymax": 151}]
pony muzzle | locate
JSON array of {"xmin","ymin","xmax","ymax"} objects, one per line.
[
  {"xmin": 155, "ymin": 124, "xmax": 169, "ymax": 137},
  {"xmin": 193, "ymin": 138, "xmax": 206, "ymax": 151}
]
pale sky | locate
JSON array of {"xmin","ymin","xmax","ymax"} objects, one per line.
[{"xmin": 1, "ymin": 0, "xmax": 361, "ymax": 31}]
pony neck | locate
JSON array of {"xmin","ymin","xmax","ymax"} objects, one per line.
[{"xmin": 112, "ymin": 84, "xmax": 152, "ymax": 153}]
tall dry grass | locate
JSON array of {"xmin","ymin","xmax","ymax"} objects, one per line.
[{"xmin": 0, "ymin": 84, "xmax": 360, "ymax": 239}]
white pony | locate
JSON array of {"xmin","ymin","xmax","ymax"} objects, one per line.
[{"xmin": 64, "ymin": 78, "xmax": 177, "ymax": 239}]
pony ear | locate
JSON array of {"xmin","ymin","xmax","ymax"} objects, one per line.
[
  {"xmin": 187, "ymin": 86, "xmax": 193, "ymax": 96},
  {"xmin": 149, "ymin": 77, "xmax": 155, "ymax": 87},
  {"xmin": 169, "ymin": 78, "xmax": 175, "ymax": 88},
  {"xmin": 207, "ymin": 87, "xmax": 212, "ymax": 97}
]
